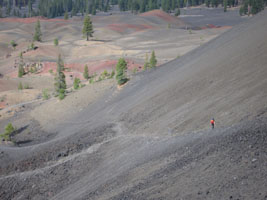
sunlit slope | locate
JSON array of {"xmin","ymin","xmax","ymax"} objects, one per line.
[{"xmin": 105, "ymin": 10, "xmax": 267, "ymax": 135}]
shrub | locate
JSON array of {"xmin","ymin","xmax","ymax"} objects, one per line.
[
  {"xmin": 30, "ymin": 42, "xmax": 35, "ymax": 50},
  {"xmin": 73, "ymin": 77, "xmax": 81, "ymax": 89},
  {"xmin": 83, "ymin": 65, "xmax": 89, "ymax": 80},
  {"xmin": 101, "ymin": 70, "xmax": 109, "ymax": 79},
  {"xmin": 42, "ymin": 89, "xmax": 50, "ymax": 100},
  {"xmin": 150, "ymin": 51, "xmax": 157, "ymax": 68},
  {"xmin": 116, "ymin": 58, "xmax": 128, "ymax": 85},
  {"xmin": 109, "ymin": 70, "xmax": 115, "ymax": 79},
  {"xmin": 64, "ymin": 12, "xmax": 69, "ymax": 20},
  {"xmin": 59, "ymin": 92, "xmax": 65, "ymax": 100},
  {"xmin": 18, "ymin": 64, "xmax": 25, "ymax": 78},
  {"xmin": 30, "ymin": 66, "xmax": 37, "ymax": 73},
  {"xmin": 24, "ymin": 83, "xmax": 30, "ymax": 89},
  {"xmin": 10, "ymin": 40, "xmax": 17, "ymax": 50},
  {"xmin": 89, "ymin": 77, "xmax": 94, "ymax": 84},
  {"xmin": 175, "ymin": 8, "xmax": 180, "ymax": 16},
  {"xmin": 0, "ymin": 123, "xmax": 15, "ymax": 141},
  {"xmin": 54, "ymin": 38, "xmax": 59, "ymax": 46}
]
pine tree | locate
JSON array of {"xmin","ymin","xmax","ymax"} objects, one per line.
[
  {"xmin": 55, "ymin": 55, "xmax": 66, "ymax": 99},
  {"xmin": 83, "ymin": 64, "xmax": 89, "ymax": 80},
  {"xmin": 33, "ymin": 20, "xmax": 42, "ymax": 42},
  {"xmin": 64, "ymin": 11, "xmax": 69, "ymax": 20},
  {"xmin": 224, "ymin": 0, "xmax": 227, "ymax": 12},
  {"xmin": 175, "ymin": 8, "xmax": 180, "ymax": 16},
  {"xmin": 28, "ymin": 0, "xmax": 32, "ymax": 17},
  {"xmin": 83, "ymin": 15, "xmax": 94, "ymax": 41},
  {"xmin": 150, "ymin": 50, "xmax": 157, "ymax": 68},
  {"xmin": 54, "ymin": 38, "xmax": 59, "ymax": 46},
  {"xmin": 144, "ymin": 53, "xmax": 150, "ymax": 70},
  {"xmin": 18, "ymin": 64, "xmax": 25, "ymax": 78},
  {"xmin": 73, "ymin": 77, "xmax": 81, "ymax": 89},
  {"xmin": 116, "ymin": 58, "xmax": 128, "ymax": 85},
  {"xmin": 18, "ymin": 53, "xmax": 25, "ymax": 78}
]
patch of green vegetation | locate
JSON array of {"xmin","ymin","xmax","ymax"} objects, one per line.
[
  {"xmin": 24, "ymin": 83, "xmax": 30, "ymax": 89},
  {"xmin": 54, "ymin": 38, "xmax": 59, "ymax": 46},
  {"xmin": 10, "ymin": 40, "xmax": 17, "ymax": 50},
  {"xmin": 116, "ymin": 58, "xmax": 128, "ymax": 85},
  {"xmin": 0, "ymin": 123, "xmax": 15, "ymax": 142},
  {"xmin": 42, "ymin": 89, "xmax": 50, "ymax": 100},
  {"xmin": 73, "ymin": 77, "xmax": 81, "ymax": 89}
]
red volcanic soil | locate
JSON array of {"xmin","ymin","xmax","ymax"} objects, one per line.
[
  {"xmin": 0, "ymin": 17, "xmax": 68, "ymax": 24},
  {"xmin": 108, "ymin": 24, "xmax": 154, "ymax": 33},
  {"xmin": 140, "ymin": 9, "xmax": 177, "ymax": 23},
  {"xmin": 42, "ymin": 59, "xmax": 142, "ymax": 80}
]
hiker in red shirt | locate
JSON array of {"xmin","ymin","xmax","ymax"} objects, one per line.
[{"xmin": 210, "ymin": 118, "xmax": 215, "ymax": 129}]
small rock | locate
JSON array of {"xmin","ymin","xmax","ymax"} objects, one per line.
[{"xmin": 252, "ymin": 158, "xmax": 257, "ymax": 163}]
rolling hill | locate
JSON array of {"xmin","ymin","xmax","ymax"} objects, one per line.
[{"xmin": 0, "ymin": 9, "xmax": 267, "ymax": 200}]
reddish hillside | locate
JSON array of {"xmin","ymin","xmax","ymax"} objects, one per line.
[{"xmin": 140, "ymin": 9, "xmax": 178, "ymax": 23}]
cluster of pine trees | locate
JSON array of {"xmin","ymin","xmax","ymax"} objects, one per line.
[
  {"xmin": 239, "ymin": 0, "xmax": 266, "ymax": 15},
  {"xmin": 0, "ymin": 0, "xmax": 266, "ymax": 18},
  {"xmin": 38, "ymin": 0, "xmax": 110, "ymax": 18}
]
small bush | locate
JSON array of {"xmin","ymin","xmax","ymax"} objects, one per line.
[
  {"xmin": 31, "ymin": 42, "xmax": 35, "ymax": 49},
  {"xmin": 49, "ymin": 69, "xmax": 54, "ymax": 75},
  {"xmin": 109, "ymin": 70, "xmax": 115, "ymax": 79},
  {"xmin": 24, "ymin": 83, "xmax": 30, "ymax": 89},
  {"xmin": 10, "ymin": 40, "xmax": 17, "ymax": 50},
  {"xmin": 30, "ymin": 66, "xmax": 37, "ymax": 73},
  {"xmin": 54, "ymin": 38, "xmax": 59, "ymax": 46},
  {"xmin": 0, "ymin": 123, "xmax": 15, "ymax": 141},
  {"xmin": 18, "ymin": 65, "xmax": 25, "ymax": 78},
  {"xmin": 101, "ymin": 70, "xmax": 109, "ymax": 80},
  {"xmin": 89, "ymin": 77, "xmax": 94, "ymax": 84},
  {"xmin": 175, "ymin": 8, "xmax": 180, "ymax": 16},
  {"xmin": 58, "ymin": 88, "xmax": 66, "ymax": 100},
  {"xmin": 59, "ymin": 92, "xmax": 65, "ymax": 100},
  {"xmin": 73, "ymin": 77, "xmax": 81, "ymax": 89},
  {"xmin": 83, "ymin": 65, "xmax": 89, "ymax": 80},
  {"xmin": 42, "ymin": 89, "xmax": 50, "ymax": 100}
]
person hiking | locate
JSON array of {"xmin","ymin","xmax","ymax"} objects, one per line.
[{"xmin": 210, "ymin": 118, "xmax": 215, "ymax": 129}]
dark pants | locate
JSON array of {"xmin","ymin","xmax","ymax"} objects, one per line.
[{"xmin": 211, "ymin": 123, "xmax": 214, "ymax": 129}]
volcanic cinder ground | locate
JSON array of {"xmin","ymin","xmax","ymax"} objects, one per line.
[{"xmin": 0, "ymin": 6, "xmax": 267, "ymax": 200}]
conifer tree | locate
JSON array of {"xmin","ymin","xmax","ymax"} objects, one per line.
[
  {"xmin": 18, "ymin": 53, "xmax": 25, "ymax": 78},
  {"xmin": 55, "ymin": 55, "xmax": 66, "ymax": 99},
  {"xmin": 116, "ymin": 58, "xmax": 128, "ymax": 85},
  {"xmin": 83, "ymin": 15, "xmax": 93, "ymax": 41},
  {"xmin": 64, "ymin": 11, "xmax": 69, "ymax": 20},
  {"xmin": 28, "ymin": 0, "xmax": 32, "ymax": 17},
  {"xmin": 224, "ymin": 0, "xmax": 227, "ymax": 12},
  {"xmin": 83, "ymin": 64, "xmax": 89, "ymax": 80},
  {"xmin": 33, "ymin": 20, "xmax": 42, "ymax": 42},
  {"xmin": 144, "ymin": 53, "xmax": 150, "ymax": 70},
  {"xmin": 150, "ymin": 50, "xmax": 157, "ymax": 68}
]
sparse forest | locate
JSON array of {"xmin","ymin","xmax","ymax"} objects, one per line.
[{"xmin": 0, "ymin": 0, "xmax": 265, "ymax": 18}]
